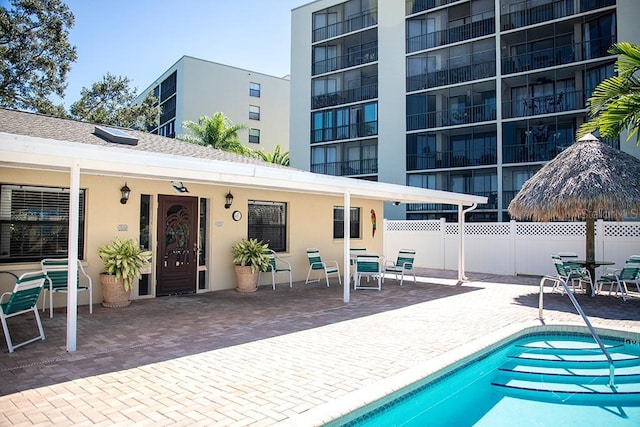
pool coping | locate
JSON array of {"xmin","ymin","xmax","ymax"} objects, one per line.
[{"xmin": 282, "ymin": 321, "xmax": 640, "ymax": 426}]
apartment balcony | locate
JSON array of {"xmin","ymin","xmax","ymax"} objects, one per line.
[
  {"xmin": 501, "ymin": 36, "xmax": 616, "ymax": 75},
  {"xmin": 407, "ymin": 147, "xmax": 497, "ymax": 171},
  {"xmin": 312, "ymin": 9, "xmax": 377, "ymax": 43},
  {"xmin": 406, "ymin": 0, "xmax": 462, "ymax": 15},
  {"xmin": 310, "ymin": 158, "xmax": 378, "ymax": 176},
  {"xmin": 313, "ymin": 45, "xmax": 378, "ymax": 76},
  {"xmin": 311, "ymin": 83, "xmax": 378, "ymax": 109},
  {"xmin": 406, "ymin": 12, "xmax": 495, "ymax": 53},
  {"xmin": 407, "ymin": 105, "xmax": 496, "ymax": 131},
  {"xmin": 502, "ymin": 139, "xmax": 571, "ymax": 164},
  {"xmin": 407, "ymin": 59, "xmax": 496, "ymax": 91},
  {"xmin": 501, "ymin": 0, "xmax": 615, "ymax": 31},
  {"xmin": 311, "ymin": 120, "xmax": 378, "ymax": 144},
  {"xmin": 502, "ymin": 89, "xmax": 584, "ymax": 119}
]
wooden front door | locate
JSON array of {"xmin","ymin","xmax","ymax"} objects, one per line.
[{"xmin": 156, "ymin": 195, "xmax": 198, "ymax": 296}]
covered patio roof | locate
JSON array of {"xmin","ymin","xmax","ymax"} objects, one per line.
[{"xmin": 0, "ymin": 108, "xmax": 487, "ymax": 351}]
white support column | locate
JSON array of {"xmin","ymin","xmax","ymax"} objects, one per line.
[
  {"xmin": 458, "ymin": 204, "xmax": 477, "ymax": 285},
  {"xmin": 66, "ymin": 162, "xmax": 80, "ymax": 352},
  {"xmin": 343, "ymin": 192, "xmax": 351, "ymax": 303}
]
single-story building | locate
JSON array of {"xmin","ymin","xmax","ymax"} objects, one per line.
[{"xmin": 0, "ymin": 108, "xmax": 486, "ymax": 350}]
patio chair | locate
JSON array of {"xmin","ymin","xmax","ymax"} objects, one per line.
[
  {"xmin": 354, "ymin": 255, "xmax": 382, "ymax": 291},
  {"xmin": 596, "ymin": 257, "xmax": 640, "ymax": 301},
  {"xmin": 550, "ymin": 255, "xmax": 592, "ymax": 295},
  {"xmin": 41, "ymin": 258, "xmax": 93, "ymax": 318},
  {"xmin": 1, "ymin": 271, "xmax": 46, "ymax": 353},
  {"xmin": 383, "ymin": 249, "xmax": 416, "ymax": 286},
  {"xmin": 305, "ymin": 248, "xmax": 341, "ymax": 287},
  {"xmin": 258, "ymin": 250, "xmax": 292, "ymax": 290}
]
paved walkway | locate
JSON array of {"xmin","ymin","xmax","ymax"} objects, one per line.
[{"xmin": 1, "ymin": 269, "xmax": 640, "ymax": 426}]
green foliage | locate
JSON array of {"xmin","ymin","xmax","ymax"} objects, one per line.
[
  {"xmin": 0, "ymin": 0, "xmax": 77, "ymax": 113},
  {"xmin": 69, "ymin": 73, "xmax": 160, "ymax": 130},
  {"xmin": 178, "ymin": 112, "xmax": 250, "ymax": 154},
  {"xmin": 578, "ymin": 42, "xmax": 640, "ymax": 145},
  {"xmin": 97, "ymin": 238, "xmax": 152, "ymax": 292},
  {"xmin": 252, "ymin": 144, "xmax": 290, "ymax": 166},
  {"xmin": 231, "ymin": 238, "xmax": 270, "ymax": 273}
]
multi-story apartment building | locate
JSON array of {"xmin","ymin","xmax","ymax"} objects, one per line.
[
  {"xmin": 290, "ymin": 0, "xmax": 640, "ymax": 220},
  {"xmin": 138, "ymin": 55, "xmax": 290, "ymax": 152}
]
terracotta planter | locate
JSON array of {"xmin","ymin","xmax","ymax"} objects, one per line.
[
  {"xmin": 100, "ymin": 274, "xmax": 132, "ymax": 307},
  {"xmin": 234, "ymin": 265, "xmax": 259, "ymax": 293}
]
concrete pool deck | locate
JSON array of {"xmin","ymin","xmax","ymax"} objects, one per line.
[{"xmin": 1, "ymin": 269, "xmax": 640, "ymax": 426}]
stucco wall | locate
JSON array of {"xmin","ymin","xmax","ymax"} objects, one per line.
[{"xmin": 0, "ymin": 167, "xmax": 383, "ymax": 308}]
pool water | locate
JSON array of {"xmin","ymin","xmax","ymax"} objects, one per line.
[{"xmin": 337, "ymin": 334, "xmax": 640, "ymax": 426}]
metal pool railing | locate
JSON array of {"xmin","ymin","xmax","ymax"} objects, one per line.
[{"xmin": 538, "ymin": 275, "xmax": 616, "ymax": 388}]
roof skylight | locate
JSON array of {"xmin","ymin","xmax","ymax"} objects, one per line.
[{"xmin": 94, "ymin": 126, "xmax": 138, "ymax": 146}]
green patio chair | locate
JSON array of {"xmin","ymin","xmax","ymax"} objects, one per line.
[
  {"xmin": 305, "ymin": 248, "xmax": 341, "ymax": 287},
  {"xmin": 354, "ymin": 254, "xmax": 382, "ymax": 291},
  {"xmin": 41, "ymin": 258, "xmax": 93, "ymax": 318},
  {"xmin": 596, "ymin": 257, "xmax": 640, "ymax": 301},
  {"xmin": 551, "ymin": 255, "xmax": 592, "ymax": 296},
  {"xmin": 383, "ymin": 249, "xmax": 416, "ymax": 286},
  {"xmin": 259, "ymin": 250, "xmax": 292, "ymax": 290},
  {"xmin": 1, "ymin": 271, "xmax": 47, "ymax": 353}
]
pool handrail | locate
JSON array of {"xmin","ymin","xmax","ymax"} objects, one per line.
[{"xmin": 538, "ymin": 275, "xmax": 616, "ymax": 388}]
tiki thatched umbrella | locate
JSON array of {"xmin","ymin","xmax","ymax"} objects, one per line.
[{"xmin": 508, "ymin": 133, "xmax": 640, "ymax": 292}]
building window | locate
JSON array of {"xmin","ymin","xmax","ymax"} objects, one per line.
[
  {"xmin": 333, "ymin": 207, "xmax": 361, "ymax": 239},
  {"xmin": 0, "ymin": 184, "xmax": 86, "ymax": 263},
  {"xmin": 249, "ymin": 128, "xmax": 260, "ymax": 144},
  {"xmin": 199, "ymin": 198, "xmax": 208, "ymax": 290},
  {"xmin": 248, "ymin": 201, "xmax": 287, "ymax": 252},
  {"xmin": 249, "ymin": 105, "xmax": 261, "ymax": 120},
  {"xmin": 249, "ymin": 82, "xmax": 261, "ymax": 97}
]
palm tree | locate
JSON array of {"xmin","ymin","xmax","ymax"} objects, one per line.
[
  {"xmin": 178, "ymin": 112, "xmax": 249, "ymax": 154},
  {"xmin": 577, "ymin": 42, "xmax": 640, "ymax": 145},
  {"xmin": 252, "ymin": 144, "xmax": 290, "ymax": 166}
]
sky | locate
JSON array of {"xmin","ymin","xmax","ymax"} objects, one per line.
[{"xmin": 53, "ymin": 0, "xmax": 310, "ymax": 107}]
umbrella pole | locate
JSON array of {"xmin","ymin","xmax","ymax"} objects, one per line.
[{"xmin": 586, "ymin": 215, "xmax": 595, "ymax": 295}]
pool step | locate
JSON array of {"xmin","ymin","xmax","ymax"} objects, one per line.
[
  {"xmin": 493, "ymin": 339, "xmax": 640, "ymax": 404},
  {"xmin": 491, "ymin": 375, "xmax": 640, "ymax": 404}
]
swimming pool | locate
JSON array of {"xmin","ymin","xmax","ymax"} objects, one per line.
[{"xmin": 331, "ymin": 330, "xmax": 640, "ymax": 426}]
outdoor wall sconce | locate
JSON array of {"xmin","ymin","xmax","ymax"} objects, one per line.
[
  {"xmin": 224, "ymin": 191, "xmax": 234, "ymax": 209},
  {"xmin": 120, "ymin": 182, "xmax": 131, "ymax": 204}
]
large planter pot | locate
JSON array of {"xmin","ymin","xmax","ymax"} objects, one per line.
[
  {"xmin": 234, "ymin": 265, "xmax": 259, "ymax": 293},
  {"xmin": 100, "ymin": 274, "xmax": 132, "ymax": 307}
]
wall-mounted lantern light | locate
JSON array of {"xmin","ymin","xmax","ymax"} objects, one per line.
[
  {"xmin": 120, "ymin": 182, "xmax": 131, "ymax": 205},
  {"xmin": 224, "ymin": 191, "xmax": 234, "ymax": 209}
]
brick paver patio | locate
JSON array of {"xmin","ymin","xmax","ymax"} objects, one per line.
[{"xmin": 1, "ymin": 269, "xmax": 640, "ymax": 426}]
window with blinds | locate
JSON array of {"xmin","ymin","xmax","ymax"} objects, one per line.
[
  {"xmin": 248, "ymin": 200, "xmax": 287, "ymax": 252},
  {"xmin": 0, "ymin": 184, "xmax": 86, "ymax": 262},
  {"xmin": 333, "ymin": 206, "xmax": 361, "ymax": 239}
]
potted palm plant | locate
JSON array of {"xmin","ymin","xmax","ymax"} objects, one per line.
[
  {"xmin": 97, "ymin": 237, "xmax": 152, "ymax": 307},
  {"xmin": 232, "ymin": 238, "xmax": 270, "ymax": 292}
]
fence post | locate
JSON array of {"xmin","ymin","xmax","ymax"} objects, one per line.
[
  {"xmin": 440, "ymin": 217, "xmax": 446, "ymax": 269},
  {"xmin": 510, "ymin": 220, "xmax": 517, "ymax": 275}
]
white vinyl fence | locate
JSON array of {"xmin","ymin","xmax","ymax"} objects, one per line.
[{"xmin": 383, "ymin": 219, "xmax": 640, "ymax": 277}]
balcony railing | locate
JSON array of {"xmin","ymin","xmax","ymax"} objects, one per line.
[
  {"xmin": 501, "ymin": 0, "xmax": 615, "ymax": 31},
  {"xmin": 407, "ymin": 59, "xmax": 496, "ymax": 91},
  {"xmin": 407, "ymin": 104, "xmax": 496, "ymax": 131},
  {"xmin": 311, "ymin": 120, "xmax": 378, "ymax": 144},
  {"xmin": 407, "ymin": 148, "xmax": 497, "ymax": 171},
  {"xmin": 406, "ymin": 0, "xmax": 461, "ymax": 15},
  {"xmin": 502, "ymin": 89, "xmax": 583, "ymax": 119},
  {"xmin": 503, "ymin": 139, "xmax": 572, "ymax": 164},
  {"xmin": 407, "ymin": 13, "xmax": 495, "ymax": 53},
  {"xmin": 313, "ymin": 46, "xmax": 378, "ymax": 76},
  {"xmin": 501, "ymin": 36, "xmax": 616, "ymax": 75},
  {"xmin": 311, "ymin": 83, "xmax": 378, "ymax": 109},
  {"xmin": 407, "ymin": 202, "xmax": 458, "ymax": 212},
  {"xmin": 312, "ymin": 9, "xmax": 377, "ymax": 42},
  {"xmin": 311, "ymin": 158, "xmax": 378, "ymax": 176}
]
